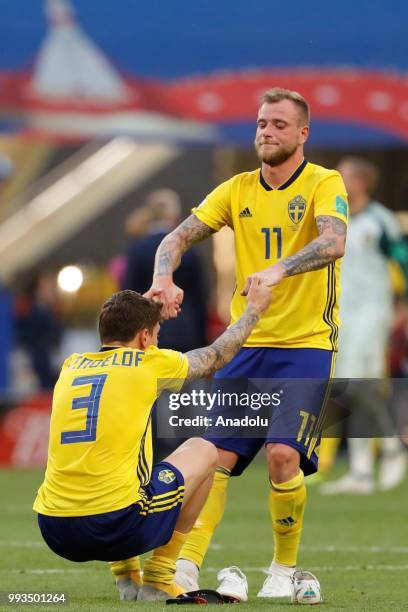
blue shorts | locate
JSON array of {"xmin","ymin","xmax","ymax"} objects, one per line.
[
  {"xmin": 37, "ymin": 461, "xmax": 184, "ymax": 562},
  {"xmin": 205, "ymin": 347, "xmax": 335, "ymax": 476}
]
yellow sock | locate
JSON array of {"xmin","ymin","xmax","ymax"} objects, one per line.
[
  {"xmin": 109, "ymin": 557, "xmax": 142, "ymax": 584},
  {"xmin": 318, "ymin": 437, "xmax": 341, "ymax": 474},
  {"xmin": 143, "ymin": 530, "xmax": 187, "ymax": 596},
  {"xmin": 178, "ymin": 466, "xmax": 230, "ymax": 569},
  {"xmin": 269, "ymin": 470, "xmax": 306, "ymax": 567}
]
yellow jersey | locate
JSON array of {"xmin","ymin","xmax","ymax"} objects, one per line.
[
  {"xmin": 193, "ymin": 160, "xmax": 348, "ymax": 350},
  {"xmin": 33, "ymin": 346, "xmax": 188, "ymax": 517}
]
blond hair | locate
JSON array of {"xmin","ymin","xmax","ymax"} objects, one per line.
[{"xmin": 260, "ymin": 87, "xmax": 310, "ymax": 125}]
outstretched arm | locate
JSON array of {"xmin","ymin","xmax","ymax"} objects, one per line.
[
  {"xmin": 185, "ymin": 278, "xmax": 272, "ymax": 379},
  {"xmin": 185, "ymin": 306, "xmax": 259, "ymax": 379},
  {"xmin": 242, "ymin": 215, "xmax": 346, "ymax": 294}
]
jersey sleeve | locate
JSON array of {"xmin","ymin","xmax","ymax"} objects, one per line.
[
  {"xmin": 156, "ymin": 348, "xmax": 189, "ymax": 392},
  {"xmin": 313, "ymin": 172, "xmax": 349, "ymax": 224},
  {"xmin": 192, "ymin": 178, "xmax": 233, "ymax": 231}
]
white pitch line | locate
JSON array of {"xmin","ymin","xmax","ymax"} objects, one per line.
[
  {"xmin": 202, "ymin": 565, "xmax": 408, "ymax": 573},
  {"xmin": 2, "ymin": 541, "xmax": 408, "ymax": 555},
  {"xmin": 209, "ymin": 543, "xmax": 408, "ymax": 554},
  {"xmin": 2, "ymin": 540, "xmax": 408, "ymax": 556},
  {"xmin": 2, "ymin": 565, "xmax": 408, "ymax": 576},
  {"xmin": 302, "ymin": 545, "xmax": 408, "ymax": 554},
  {"xmin": 1, "ymin": 569, "xmax": 93, "ymax": 574},
  {"xmin": 0, "ymin": 541, "xmax": 45, "ymax": 548}
]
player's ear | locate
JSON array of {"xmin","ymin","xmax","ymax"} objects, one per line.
[
  {"xmin": 138, "ymin": 328, "xmax": 150, "ymax": 349},
  {"xmin": 299, "ymin": 124, "xmax": 309, "ymax": 145}
]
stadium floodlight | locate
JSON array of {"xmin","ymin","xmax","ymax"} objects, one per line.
[{"xmin": 57, "ymin": 265, "xmax": 83, "ymax": 292}]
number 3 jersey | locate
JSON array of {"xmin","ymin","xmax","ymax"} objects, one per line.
[
  {"xmin": 33, "ymin": 346, "xmax": 188, "ymax": 517},
  {"xmin": 193, "ymin": 160, "xmax": 348, "ymax": 350}
]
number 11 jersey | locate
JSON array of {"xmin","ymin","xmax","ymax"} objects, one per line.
[{"xmin": 193, "ymin": 160, "xmax": 348, "ymax": 350}]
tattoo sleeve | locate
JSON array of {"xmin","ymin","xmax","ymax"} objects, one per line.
[
  {"xmin": 154, "ymin": 215, "xmax": 214, "ymax": 276},
  {"xmin": 281, "ymin": 215, "xmax": 347, "ymax": 276},
  {"xmin": 185, "ymin": 306, "xmax": 260, "ymax": 379}
]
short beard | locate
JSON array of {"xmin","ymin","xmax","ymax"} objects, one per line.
[{"xmin": 254, "ymin": 140, "xmax": 298, "ymax": 167}]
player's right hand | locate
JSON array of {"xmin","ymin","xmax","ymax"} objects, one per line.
[
  {"xmin": 245, "ymin": 277, "xmax": 273, "ymax": 315},
  {"xmin": 241, "ymin": 263, "xmax": 286, "ymax": 296},
  {"xmin": 144, "ymin": 276, "xmax": 184, "ymax": 319}
]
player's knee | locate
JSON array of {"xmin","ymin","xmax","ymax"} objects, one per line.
[
  {"xmin": 217, "ymin": 447, "xmax": 238, "ymax": 471},
  {"xmin": 206, "ymin": 441, "xmax": 219, "ymax": 470},
  {"xmin": 189, "ymin": 437, "xmax": 218, "ymax": 470},
  {"xmin": 266, "ymin": 443, "xmax": 298, "ymax": 475}
]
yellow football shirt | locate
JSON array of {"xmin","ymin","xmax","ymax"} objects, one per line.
[
  {"xmin": 33, "ymin": 346, "xmax": 188, "ymax": 517},
  {"xmin": 193, "ymin": 160, "xmax": 348, "ymax": 350}
]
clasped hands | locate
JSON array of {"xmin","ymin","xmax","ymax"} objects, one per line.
[{"xmin": 144, "ymin": 263, "xmax": 284, "ymax": 320}]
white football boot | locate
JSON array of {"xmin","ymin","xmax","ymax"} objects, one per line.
[
  {"xmin": 116, "ymin": 575, "xmax": 141, "ymax": 601},
  {"xmin": 379, "ymin": 450, "xmax": 407, "ymax": 491},
  {"xmin": 137, "ymin": 581, "xmax": 186, "ymax": 601},
  {"xmin": 175, "ymin": 559, "xmax": 200, "ymax": 592},
  {"xmin": 216, "ymin": 566, "xmax": 248, "ymax": 602},
  {"xmin": 257, "ymin": 561, "xmax": 295, "ymax": 598},
  {"xmin": 319, "ymin": 473, "xmax": 374, "ymax": 495},
  {"xmin": 137, "ymin": 584, "xmax": 169, "ymax": 601}
]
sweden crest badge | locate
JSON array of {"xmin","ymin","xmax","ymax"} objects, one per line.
[
  {"xmin": 288, "ymin": 195, "xmax": 306, "ymax": 224},
  {"xmin": 158, "ymin": 469, "xmax": 176, "ymax": 484}
]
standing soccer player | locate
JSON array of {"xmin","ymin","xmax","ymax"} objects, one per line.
[{"xmin": 147, "ymin": 88, "xmax": 348, "ymax": 600}]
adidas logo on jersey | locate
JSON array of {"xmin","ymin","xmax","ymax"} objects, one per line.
[{"xmin": 239, "ymin": 207, "xmax": 252, "ymax": 217}]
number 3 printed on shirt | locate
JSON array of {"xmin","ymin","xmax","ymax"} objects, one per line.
[{"xmin": 61, "ymin": 374, "xmax": 107, "ymax": 444}]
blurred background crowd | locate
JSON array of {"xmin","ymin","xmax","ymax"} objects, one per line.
[{"xmin": 0, "ymin": 0, "xmax": 407, "ymax": 491}]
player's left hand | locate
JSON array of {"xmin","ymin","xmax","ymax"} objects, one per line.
[{"xmin": 241, "ymin": 263, "xmax": 286, "ymax": 296}]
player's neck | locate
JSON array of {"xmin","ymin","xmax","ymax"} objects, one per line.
[
  {"xmin": 102, "ymin": 339, "xmax": 144, "ymax": 350},
  {"xmin": 261, "ymin": 152, "xmax": 305, "ymax": 190}
]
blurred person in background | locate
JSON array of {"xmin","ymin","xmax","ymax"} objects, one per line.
[
  {"xmin": 389, "ymin": 296, "xmax": 408, "ymax": 378},
  {"xmin": 320, "ymin": 157, "xmax": 408, "ymax": 495},
  {"xmin": 0, "ymin": 155, "xmax": 14, "ymax": 199},
  {"xmin": 389, "ymin": 297, "xmax": 408, "ymax": 446},
  {"xmin": 123, "ymin": 189, "xmax": 208, "ymax": 352},
  {"xmin": 15, "ymin": 272, "xmax": 63, "ymax": 390},
  {"xmin": 108, "ymin": 206, "xmax": 153, "ymax": 289},
  {"xmin": 0, "ymin": 285, "xmax": 13, "ymax": 393}
]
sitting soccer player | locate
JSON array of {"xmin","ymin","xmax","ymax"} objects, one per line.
[{"xmin": 33, "ymin": 284, "xmax": 271, "ymax": 601}]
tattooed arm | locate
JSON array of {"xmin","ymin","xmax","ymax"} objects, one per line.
[
  {"xmin": 185, "ymin": 306, "xmax": 259, "ymax": 379},
  {"xmin": 145, "ymin": 215, "xmax": 214, "ymax": 318},
  {"xmin": 242, "ymin": 215, "xmax": 346, "ymax": 295},
  {"xmin": 154, "ymin": 214, "xmax": 214, "ymax": 277},
  {"xmin": 185, "ymin": 279, "xmax": 272, "ymax": 379},
  {"xmin": 282, "ymin": 215, "xmax": 346, "ymax": 275}
]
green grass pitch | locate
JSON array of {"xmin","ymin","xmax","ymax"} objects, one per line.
[{"xmin": 0, "ymin": 461, "xmax": 407, "ymax": 611}]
